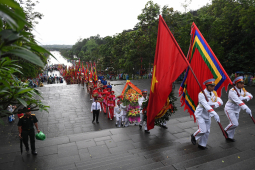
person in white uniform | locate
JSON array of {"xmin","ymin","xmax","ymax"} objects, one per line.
[
  {"xmin": 224, "ymin": 76, "xmax": 253, "ymax": 142},
  {"xmin": 139, "ymin": 89, "xmax": 150, "ymax": 134},
  {"xmin": 191, "ymin": 79, "xmax": 223, "ymax": 150},
  {"xmin": 114, "ymin": 100, "xmax": 122, "ymax": 128},
  {"xmin": 120, "ymin": 103, "xmax": 129, "ymax": 127}
]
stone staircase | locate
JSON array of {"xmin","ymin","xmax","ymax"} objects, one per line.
[
  {"xmin": 3, "ymin": 118, "xmax": 253, "ymax": 170},
  {"xmin": 1, "ymin": 82, "xmax": 255, "ymax": 170}
]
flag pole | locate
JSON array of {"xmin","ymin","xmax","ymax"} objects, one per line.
[
  {"xmin": 184, "ymin": 28, "xmax": 227, "ymax": 139},
  {"xmin": 163, "ymin": 18, "xmax": 227, "ymax": 138},
  {"xmin": 161, "ymin": 17, "xmax": 209, "ymax": 101}
]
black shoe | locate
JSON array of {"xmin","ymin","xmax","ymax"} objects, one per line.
[
  {"xmin": 198, "ymin": 145, "xmax": 208, "ymax": 150},
  {"xmin": 191, "ymin": 134, "xmax": 196, "ymax": 145},
  {"xmin": 139, "ymin": 125, "xmax": 142, "ymax": 129},
  {"xmin": 96, "ymin": 122, "xmax": 99, "ymax": 124},
  {"xmin": 226, "ymin": 138, "xmax": 235, "ymax": 142},
  {"xmin": 161, "ymin": 125, "xmax": 168, "ymax": 129},
  {"xmin": 224, "ymin": 130, "xmax": 229, "ymax": 138},
  {"xmin": 92, "ymin": 121, "xmax": 95, "ymax": 124},
  {"xmin": 144, "ymin": 130, "xmax": 150, "ymax": 134},
  {"xmin": 31, "ymin": 151, "xmax": 37, "ymax": 155}
]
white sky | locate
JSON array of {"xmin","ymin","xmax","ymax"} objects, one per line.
[{"xmin": 32, "ymin": 0, "xmax": 211, "ymax": 45}]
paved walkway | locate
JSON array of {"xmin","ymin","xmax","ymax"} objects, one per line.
[{"xmin": 0, "ymin": 80, "xmax": 255, "ymax": 170}]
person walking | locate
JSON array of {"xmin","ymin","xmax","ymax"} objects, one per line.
[
  {"xmin": 190, "ymin": 79, "xmax": 223, "ymax": 150},
  {"xmin": 120, "ymin": 102, "xmax": 128, "ymax": 127},
  {"xmin": 18, "ymin": 108, "xmax": 40, "ymax": 155},
  {"xmin": 224, "ymin": 76, "xmax": 253, "ymax": 142},
  {"xmin": 88, "ymin": 80, "xmax": 94, "ymax": 100},
  {"xmin": 138, "ymin": 89, "xmax": 150, "ymax": 134},
  {"xmin": 114, "ymin": 100, "xmax": 122, "ymax": 127},
  {"xmin": 91, "ymin": 98, "xmax": 101, "ymax": 124}
]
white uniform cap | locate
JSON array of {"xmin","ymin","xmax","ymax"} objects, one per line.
[{"xmin": 233, "ymin": 76, "xmax": 244, "ymax": 84}]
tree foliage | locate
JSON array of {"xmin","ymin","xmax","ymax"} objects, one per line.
[{"xmin": 0, "ymin": 0, "xmax": 51, "ymax": 123}]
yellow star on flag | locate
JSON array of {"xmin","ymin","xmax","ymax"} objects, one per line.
[{"xmin": 151, "ymin": 65, "xmax": 158, "ymax": 93}]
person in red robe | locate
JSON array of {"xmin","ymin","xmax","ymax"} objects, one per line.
[
  {"xmin": 97, "ymin": 88, "xmax": 103, "ymax": 109},
  {"xmin": 107, "ymin": 95, "xmax": 115, "ymax": 120},
  {"xmin": 103, "ymin": 85, "xmax": 108, "ymax": 92},
  {"xmin": 88, "ymin": 80, "xmax": 94, "ymax": 100},
  {"xmin": 101, "ymin": 92, "xmax": 108, "ymax": 114}
]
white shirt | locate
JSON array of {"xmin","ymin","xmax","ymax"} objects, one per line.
[
  {"xmin": 114, "ymin": 105, "xmax": 121, "ymax": 117},
  {"xmin": 138, "ymin": 96, "xmax": 148, "ymax": 113},
  {"xmin": 91, "ymin": 102, "xmax": 101, "ymax": 112},
  {"xmin": 225, "ymin": 87, "xmax": 253, "ymax": 113},
  {"xmin": 120, "ymin": 104, "xmax": 127, "ymax": 116},
  {"xmin": 195, "ymin": 88, "xmax": 223, "ymax": 120}
]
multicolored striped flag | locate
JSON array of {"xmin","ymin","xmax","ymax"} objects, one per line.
[
  {"xmin": 93, "ymin": 62, "xmax": 98, "ymax": 83},
  {"xmin": 179, "ymin": 22, "xmax": 232, "ymax": 122}
]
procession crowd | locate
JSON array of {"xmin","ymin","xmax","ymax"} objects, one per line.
[{"xmin": 83, "ymin": 76, "xmax": 157, "ymax": 134}]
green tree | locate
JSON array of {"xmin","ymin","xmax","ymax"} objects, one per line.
[{"xmin": 0, "ymin": 0, "xmax": 51, "ymax": 123}]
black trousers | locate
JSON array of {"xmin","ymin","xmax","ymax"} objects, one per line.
[
  {"xmin": 22, "ymin": 130, "xmax": 35, "ymax": 151},
  {"xmin": 93, "ymin": 110, "xmax": 100, "ymax": 122}
]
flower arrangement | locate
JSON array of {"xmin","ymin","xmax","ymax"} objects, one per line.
[
  {"xmin": 127, "ymin": 109, "xmax": 140, "ymax": 117},
  {"xmin": 120, "ymin": 86, "xmax": 142, "ymax": 118}
]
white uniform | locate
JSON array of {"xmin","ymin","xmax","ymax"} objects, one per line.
[
  {"xmin": 114, "ymin": 105, "xmax": 122, "ymax": 127},
  {"xmin": 139, "ymin": 96, "xmax": 148, "ymax": 130},
  {"xmin": 224, "ymin": 87, "xmax": 253, "ymax": 139},
  {"xmin": 193, "ymin": 89, "xmax": 223, "ymax": 147},
  {"xmin": 120, "ymin": 104, "xmax": 129, "ymax": 127}
]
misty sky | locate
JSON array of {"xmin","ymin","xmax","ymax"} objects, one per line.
[{"xmin": 32, "ymin": 0, "xmax": 211, "ymax": 45}]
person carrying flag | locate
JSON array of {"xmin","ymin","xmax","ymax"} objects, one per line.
[
  {"xmin": 191, "ymin": 79, "xmax": 223, "ymax": 150},
  {"xmin": 224, "ymin": 76, "xmax": 253, "ymax": 142}
]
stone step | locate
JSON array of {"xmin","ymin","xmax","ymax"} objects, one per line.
[
  {"xmin": 110, "ymin": 159, "xmax": 156, "ymax": 170},
  {"xmin": 128, "ymin": 142, "xmax": 186, "ymax": 155},
  {"xmin": 153, "ymin": 164, "xmax": 177, "ymax": 170},
  {"xmin": 49, "ymin": 163, "xmax": 77, "ymax": 170},
  {"xmin": 171, "ymin": 147, "xmax": 240, "ymax": 170},
  {"xmin": 218, "ymin": 157, "xmax": 255, "ymax": 170},
  {"xmin": 160, "ymin": 146, "xmax": 223, "ymax": 166},
  {"xmin": 140, "ymin": 142, "xmax": 199, "ymax": 159},
  {"xmin": 153, "ymin": 147, "xmax": 239, "ymax": 170},
  {"xmin": 77, "ymin": 156, "xmax": 146, "ymax": 170},
  {"xmin": 186, "ymin": 149, "xmax": 255, "ymax": 170},
  {"xmin": 75, "ymin": 152, "xmax": 137, "ymax": 167},
  {"xmin": 128, "ymin": 162, "xmax": 164, "ymax": 170}
]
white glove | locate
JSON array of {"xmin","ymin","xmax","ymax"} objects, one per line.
[
  {"xmin": 244, "ymin": 96, "xmax": 250, "ymax": 102},
  {"xmin": 245, "ymin": 107, "xmax": 252, "ymax": 117},
  {"xmin": 214, "ymin": 114, "xmax": 220, "ymax": 122},
  {"xmin": 213, "ymin": 102, "xmax": 220, "ymax": 109},
  {"xmin": 239, "ymin": 96, "xmax": 245, "ymax": 101}
]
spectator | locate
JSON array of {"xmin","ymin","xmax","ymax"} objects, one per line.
[
  {"xmin": 18, "ymin": 108, "xmax": 40, "ymax": 155},
  {"xmin": 107, "ymin": 82, "xmax": 112, "ymax": 90}
]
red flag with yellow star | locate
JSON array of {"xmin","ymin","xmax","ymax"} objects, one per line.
[{"xmin": 147, "ymin": 15, "xmax": 188, "ymax": 130}]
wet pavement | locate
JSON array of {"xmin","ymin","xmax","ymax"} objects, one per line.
[{"xmin": 0, "ymin": 79, "xmax": 255, "ymax": 170}]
